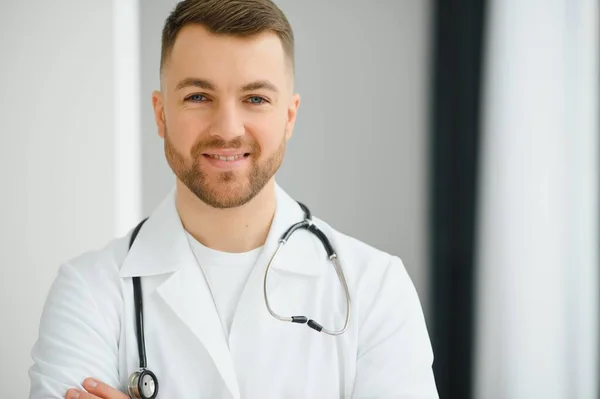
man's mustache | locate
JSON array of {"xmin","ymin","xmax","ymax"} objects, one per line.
[{"xmin": 191, "ymin": 136, "xmax": 259, "ymax": 157}]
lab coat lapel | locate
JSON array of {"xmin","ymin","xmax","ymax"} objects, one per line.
[
  {"xmin": 156, "ymin": 251, "xmax": 240, "ymax": 399},
  {"xmin": 119, "ymin": 188, "xmax": 240, "ymax": 399}
]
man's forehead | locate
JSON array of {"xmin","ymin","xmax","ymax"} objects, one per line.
[
  {"xmin": 169, "ymin": 26, "xmax": 285, "ymax": 70},
  {"xmin": 162, "ymin": 25, "xmax": 292, "ymax": 92}
]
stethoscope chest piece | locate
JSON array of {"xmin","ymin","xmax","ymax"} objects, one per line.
[{"xmin": 128, "ymin": 369, "xmax": 159, "ymax": 399}]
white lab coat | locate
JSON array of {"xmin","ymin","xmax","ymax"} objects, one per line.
[{"xmin": 29, "ymin": 184, "xmax": 439, "ymax": 398}]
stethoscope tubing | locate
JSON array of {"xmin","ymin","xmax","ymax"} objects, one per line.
[
  {"xmin": 263, "ymin": 212, "xmax": 351, "ymax": 335},
  {"xmin": 126, "ymin": 202, "xmax": 352, "ymax": 398}
]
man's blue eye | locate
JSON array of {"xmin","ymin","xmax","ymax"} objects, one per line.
[
  {"xmin": 187, "ymin": 94, "xmax": 206, "ymax": 102},
  {"xmin": 248, "ymin": 96, "xmax": 266, "ymax": 104}
]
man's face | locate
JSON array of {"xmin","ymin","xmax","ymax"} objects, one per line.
[{"xmin": 153, "ymin": 25, "xmax": 300, "ymax": 208}]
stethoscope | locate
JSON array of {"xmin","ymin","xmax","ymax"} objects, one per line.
[{"xmin": 125, "ymin": 202, "xmax": 351, "ymax": 399}]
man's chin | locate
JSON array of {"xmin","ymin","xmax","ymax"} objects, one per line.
[{"xmin": 195, "ymin": 185, "xmax": 255, "ymax": 209}]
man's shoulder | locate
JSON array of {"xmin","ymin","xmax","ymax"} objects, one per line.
[
  {"xmin": 59, "ymin": 230, "xmax": 131, "ymax": 287},
  {"xmin": 311, "ymin": 216, "xmax": 418, "ymax": 323},
  {"xmin": 311, "ymin": 216, "xmax": 403, "ymax": 277}
]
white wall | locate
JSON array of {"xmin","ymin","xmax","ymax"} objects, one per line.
[
  {"xmin": 139, "ymin": 0, "xmax": 433, "ymax": 315},
  {"xmin": 0, "ymin": 2, "xmax": 116, "ymax": 397}
]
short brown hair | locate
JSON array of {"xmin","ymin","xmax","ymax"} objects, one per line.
[{"xmin": 161, "ymin": 0, "xmax": 295, "ymax": 73}]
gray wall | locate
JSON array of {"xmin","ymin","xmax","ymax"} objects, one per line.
[
  {"xmin": 0, "ymin": 2, "xmax": 116, "ymax": 397},
  {"xmin": 139, "ymin": 0, "xmax": 432, "ymax": 312}
]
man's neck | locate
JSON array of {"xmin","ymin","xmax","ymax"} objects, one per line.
[{"xmin": 175, "ymin": 179, "xmax": 276, "ymax": 253}]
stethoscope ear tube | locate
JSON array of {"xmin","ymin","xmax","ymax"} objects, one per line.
[{"xmin": 264, "ymin": 202, "xmax": 351, "ymax": 336}]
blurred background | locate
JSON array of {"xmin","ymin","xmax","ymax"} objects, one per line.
[{"xmin": 0, "ymin": 0, "xmax": 597, "ymax": 398}]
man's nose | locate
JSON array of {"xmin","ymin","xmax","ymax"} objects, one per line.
[{"xmin": 209, "ymin": 102, "xmax": 245, "ymax": 140}]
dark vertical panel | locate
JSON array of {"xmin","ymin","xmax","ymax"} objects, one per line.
[{"xmin": 429, "ymin": 1, "xmax": 486, "ymax": 398}]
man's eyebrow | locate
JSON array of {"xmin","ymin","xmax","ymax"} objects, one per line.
[
  {"xmin": 174, "ymin": 78, "xmax": 279, "ymax": 94},
  {"xmin": 241, "ymin": 80, "xmax": 279, "ymax": 94},
  {"xmin": 175, "ymin": 78, "xmax": 216, "ymax": 91}
]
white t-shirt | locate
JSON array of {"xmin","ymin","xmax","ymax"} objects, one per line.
[{"xmin": 186, "ymin": 232, "xmax": 262, "ymax": 338}]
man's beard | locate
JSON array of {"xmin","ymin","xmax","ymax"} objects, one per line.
[{"xmin": 163, "ymin": 126, "xmax": 286, "ymax": 209}]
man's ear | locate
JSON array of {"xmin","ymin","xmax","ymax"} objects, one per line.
[
  {"xmin": 152, "ymin": 90, "xmax": 166, "ymax": 138},
  {"xmin": 285, "ymin": 93, "xmax": 301, "ymax": 141}
]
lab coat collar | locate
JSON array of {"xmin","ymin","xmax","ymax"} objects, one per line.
[{"xmin": 118, "ymin": 182, "xmax": 324, "ymax": 278}]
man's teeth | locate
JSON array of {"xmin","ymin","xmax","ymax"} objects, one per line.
[{"xmin": 208, "ymin": 154, "xmax": 245, "ymax": 161}]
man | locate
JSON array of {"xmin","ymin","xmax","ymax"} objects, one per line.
[{"xmin": 29, "ymin": 0, "xmax": 438, "ymax": 398}]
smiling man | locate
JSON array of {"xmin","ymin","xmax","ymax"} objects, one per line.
[{"xmin": 28, "ymin": 1, "xmax": 439, "ymax": 398}]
